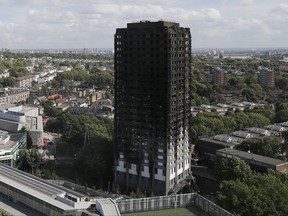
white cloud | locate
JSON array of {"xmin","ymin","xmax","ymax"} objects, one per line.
[
  {"xmin": 276, "ymin": 3, "xmax": 288, "ymax": 12},
  {"xmin": 86, "ymin": 3, "xmax": 221, "ymax": 23},
  {"xmin": 0, "ymin": 0, "xmax": 287, "ymax": 48},
  {"xmin": 236, "ymin": 0, "xmax": 254, "ymax": 5},
  {"xmin": 27, "ymin": 9, "xmax": 78, "ymax": 25},
  {"xmin": 270, "ymin": 3, "xmax": 288, "ymax": 21}
]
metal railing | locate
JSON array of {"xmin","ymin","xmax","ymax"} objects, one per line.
[{"xmin": 116, "ymin": 193, "xmax": 233, "ymax": 216}]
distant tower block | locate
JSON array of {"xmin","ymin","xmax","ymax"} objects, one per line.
[{"xmin": 259, "ymin": 68, "xmax": 275, "ymax": 88}]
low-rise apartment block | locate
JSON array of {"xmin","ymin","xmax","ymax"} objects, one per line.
[
  {"xmin": 0, "ymin": 131, "xmax": 26, "ymax": 167},
  {"xmin": 0, "ymin": 104, "xmax": 43, "ymax": 147}
]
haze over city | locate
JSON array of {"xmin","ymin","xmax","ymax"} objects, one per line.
[{"xmin": 0, "ymin": 0, "xmax": 287, "ymax": 49}]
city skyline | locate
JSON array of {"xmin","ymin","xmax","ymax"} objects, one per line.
[{"xmin": 0, "ymin": 0, "xmax": 287, "ymax": 49}]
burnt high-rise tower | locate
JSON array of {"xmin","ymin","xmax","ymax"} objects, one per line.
[{"xmin": 114, "ymin": 21, "xmax": 192, "ymax": 195}]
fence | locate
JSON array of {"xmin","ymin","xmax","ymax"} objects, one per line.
[
  {"xmin": 116, "ymin": 193, "xmax": 233, "ymax": 216},
  {"xmin": 194, "ymin": 194, "xmax": 233, "ymax": 216}
]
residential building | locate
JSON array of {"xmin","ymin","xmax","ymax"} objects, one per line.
[
  {"xmin": 114, "ymin": 20, "xmax": 192, "ymax": 195},
  {"xmin": 8, "ymin": 90, "xmax": 30, "ymax": 104},
  {"xmin": 216, "ymin": 148, "xmax": 288, "ymax": 173},
  {"xmin": 259, "ymin": 68, "xmax": 275, "ymax": 88},
  {"xmin": 279, "ymin": 65, "xmax": 288, "ymax": 71},
  {"xmin": 15, "ymin": 75, "xmax": 35, "ymax": 88},
  {"xmin": 87, "ymin": 91, "xmax": 104, "ymax": 106},
  {"xmin": 0, "ymin": 104, "xmax": 43, "ymax": 147},
  {"xmin": 0, "ymin": 131, "xmax": 26, "ymax": 167},
  {"xmin": 212, "ymin": 67, "xmax": 225, "ymax": 86},
  {"xmin": 197, "ymin": 135, "xmax": 241, "ymax": 158},
  {"xmin": 0, "ymin": 89, "xmax": 30, "ymax": 106}
]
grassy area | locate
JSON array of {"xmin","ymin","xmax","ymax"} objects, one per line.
[{"xmin": 122, "ymin": 207, "xmax": 208, "ymax": 216}]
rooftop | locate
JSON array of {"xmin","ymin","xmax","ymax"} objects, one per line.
[
  {"xmin": 0, "ymin": 164, "xmax": 89, "ymax": 211},
  {"xmin": 0, "ymin": 133, "xmax": 25, "ymax": 150},
  {"xmin": 0, "ymin": 119, "xmax": 22, "ymax": 133},
  {"xmin": 232, "ymin": 131, "xmax": 255, "ymax": 139},
  {"xmin": 245, "ymin": 127, "xmax": 271, "ymax": 135},
  {"xmin": 199, "ymin": 137, "xmax": 240, "ymax": 148},
  {"xmin": 217, "ymin": 148, "xmax": 288, "ymax": 166},
  {"xmin": 127, "ymin": 20, "xmax": 180, "ymax": 28}
]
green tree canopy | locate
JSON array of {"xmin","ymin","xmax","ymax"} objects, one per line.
[
  {"xmin": 216, "ymin": 172, "xmax": 288, "ymax": 216},
  {"xmin": 274, "ymin": 109, "xmax": 288, "ymax": 123},
  {"xmin": 19, "ymin": 127, "xmax": 33, "ymax": 149},
  {"xmin": 19, "ymin": 148, "xmax": 41, "ymax": 175},
  {"xmin": 0, "ymin": 77, "xmax": 15, "ymax": 87},
  {"xmin": 47, "ymin": 113, "xmax": 113, "ymax": 156},
  {"xmin": 74, "ymin": 135, "xmax": 114, "ymax": 189},
  {"xmin": 55, "ymin": 69, "xmax": 89, "ymax": 84},
  {"xmin": 88, "ymin": 71, "xmax": 114, "ymax": 89},
  {"xmin": 190, "ymin": 110, "xmax": 271, "ymax": 143},
  {"xmin": 42, "ymin": 100, "xmax": 61, "ymax": 117},
  {"xmin": 215, "ymin": 157, "xmax": 253, "ymax": 182},
  {"xmin": 237, "ymin": 136, "xmax": 286, "ymax": 159}
]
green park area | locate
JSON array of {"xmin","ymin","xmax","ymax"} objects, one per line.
[{"xmin": 122, "ymin": 207, "xmax": 208, "ymax": 216}]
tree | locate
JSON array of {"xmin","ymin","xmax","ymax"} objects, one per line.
[
  {"xmin": 74, "ymin": 136, "xmax": 113, "ymax": 189},
  {"xmin": 190, "ymin": 110, "xmax": 271, "ymax": 143},
  {"xmin": 252, "ymin": 105, "xmax": 275, "ymax": 122},
  {"xmin": 274, "ymin": 109, "xmax": 288, "ymax": 123},
  {"xmin": 275, "ymin": 103, "xmax": 288, "ymax": 112},
  {"xmin": 19, "ymin": 127, "xmax": 33, "ymax": 148},
  {"xmin": 190, "ymin": 112, "xmax": 233, "ymax": 142},
  {"xmin": 42, "ymin": 100, "xmax": 61, "ymax": 117},
  {"xmin": 52, "ymin": 113, "xmax": 113, "ymax": 156},
  {"xmin": 215, "ymin": 157, "xmax": 253, "ymax": 182},
  {"xmin": 31, "ymin": 80, "xmax": 37, "ymax": 88},
  {"xmin": 216, "ymin": 172, "xmax": 288, "ymax": 216},
  {"xmin": 216, "ymin": 180, "xmax": 257, "ymax": 216},
  {"xmin": 2, "ymin": 77, "xmax": 15, "ymax": 87},
  {"xmin": 228, "ymin": 76, "xmax": 246, "ymax": 88},
  {"xmin": 50, "ymin": 79, "xmax": 61, "ymax": 88},
  {"xmin": 242, "ymin": 88, "xmax": 258, "ymax": 102},
  {"xmin": 191, "ymin": 93, "xmax": 209, "ymax": 106},
  {"xmin": 8, "ymin": 66, "xmax": 28, "ymax": 78},
  {"xmin": 237, "ymin": 136, "xmax": 285, "ymax": 159},
  {"xmin": 19, "ymin": 148, "xmax": 41, "ymax": 175},
  {"xmin": 276, "ymin": 77, "xmax": 288, "ymax": 90},
  {"xmin": 88, "ymin": 71, "xmax": 114, "ymax": 89},
  {"xmin": 55, "ymin": 69, "xmax": 89, "ymax": 84},
  {"xmin": 246, "ymin": 112, "xmax": 270, "ymax": 128}
]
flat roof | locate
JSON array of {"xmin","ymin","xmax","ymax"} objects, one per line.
[
  {"xmin": 216, "ymin": 148, "xmax": 287, "ymax": 166},
  {"xmin": 199, "ymin": 137, "xmax": 240, "ymax": 148},
  {"xmin": 0, "ymin": 164, "xmax": 75, "ymax": 211},
  {"xmin": 232, "ymin": 131, "xmax": 255, "ymax": 139},
  {"xmin": 0, "ymin": 133, "xmax": 24, "ymax": 150},
  {"xmin": 127, "ymin": 20, "xmax": 180, "ymax": 28},
  {"xmin": 0, "ymin": 104, "xmax": 17, "ymax": 110},
  {"xmin": 245, "ymin": 127, "xmax": 271, "ymax": 135},
  {"xmin": 21, "ymin": 105, "xmax": 38, "ymax": 114}
]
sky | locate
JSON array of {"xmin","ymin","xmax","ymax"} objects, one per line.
[{"xmin": 0, "ymin": 0, "xmax": 287, "ymax": 49}]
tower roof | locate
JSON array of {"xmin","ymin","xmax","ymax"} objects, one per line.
[{"xmin": 127, "ymin": 20, "xmax": 180, "ymax": 28}]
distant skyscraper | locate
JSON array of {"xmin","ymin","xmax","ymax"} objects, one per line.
[
  {"xmin": 212, "ymin": 67, "xmax": 225, "ymax": 86},
  {"xmin": 114, "ymin": 21, "xmax": 192, "ymax": 195},
  {"xmin": 259, "ymin": 68, "xmax": 275, "ymax": 88}
]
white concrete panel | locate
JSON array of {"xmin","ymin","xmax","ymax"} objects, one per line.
[
  {"xmin": 141, "ymin": 166, "xmax": 150, "ymax": 178},
  {"xmin": 155, "ymin": 169, "xmax": 165, "ymax": 181}
]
